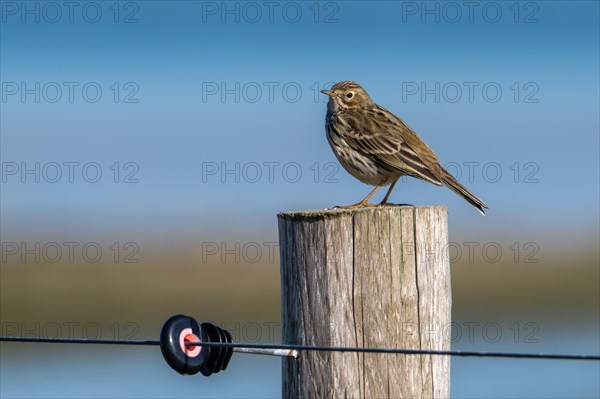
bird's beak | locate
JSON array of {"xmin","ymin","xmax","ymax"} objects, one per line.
[{"xmin": 321, "ymin": 90, "xmax": 334, "ymax": 97}]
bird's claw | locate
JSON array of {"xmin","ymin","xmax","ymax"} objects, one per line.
[
  {"xmin": 334, "ymin": 202, "xmax": 381, "ymax": 209},
  {"xmin": 333, "ymin": 202, "xmax": 414, "ymax": 209}
]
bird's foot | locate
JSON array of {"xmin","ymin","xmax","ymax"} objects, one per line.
[{"xmin": 334, "ymin": 202, "xmax": 380, "ymax": 209}]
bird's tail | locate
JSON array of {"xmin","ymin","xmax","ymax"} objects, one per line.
[{"xmin": 438, "ymin": 168, "xmax": 488, "ymax": 215}]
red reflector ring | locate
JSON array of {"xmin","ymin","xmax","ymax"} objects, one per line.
[{"xmin": 179, "ymin": 328, "xmax": 201, "ymax": 357}]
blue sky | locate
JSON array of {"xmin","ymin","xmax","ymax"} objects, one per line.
[{"xmin": 1, "ymin": 0, "xmax": 598, "ymax": 238}]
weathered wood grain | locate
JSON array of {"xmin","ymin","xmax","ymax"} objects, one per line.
[{"xmin": 278, "ymin": 206, "xmax": 451, "ymax": 398}]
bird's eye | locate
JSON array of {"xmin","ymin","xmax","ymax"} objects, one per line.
[{"xmin": 346, "ymin": 92, "xmax": 354, "ymax": 98}]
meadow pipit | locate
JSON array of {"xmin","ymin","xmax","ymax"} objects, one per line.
[{"xmin": 322, "ymin": 81, "xmax": 488, "ymax": 215}]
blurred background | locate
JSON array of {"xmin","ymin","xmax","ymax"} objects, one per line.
[{"xmin": 1, "ymin": 1, "xmax": 598, "ymax": 397}]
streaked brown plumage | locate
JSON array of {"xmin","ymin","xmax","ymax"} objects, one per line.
[{"xmin": 322, "ymin": 81, "xmax": 488, "ymax": 215}]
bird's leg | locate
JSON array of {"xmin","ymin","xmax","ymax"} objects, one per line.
[
  {"xmin": 379, "ymin": 178, "xmax": 399, "ymax": 206},
  {"xmin": 337, "ymin": 181, "xmax": 384, "ymax": 209}
]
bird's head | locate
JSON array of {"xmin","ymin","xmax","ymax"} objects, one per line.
[{"xmin": 321, "ymin": 81, "xmax": 373, "ymax": 111}]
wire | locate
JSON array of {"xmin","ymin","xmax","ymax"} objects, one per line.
[
  {"xmin": 186, "ymin": 341, "xmax": 600, "ymax": 361},
  {"xmin": 1, "ymin": 336, "xmax": 598, "ymax": 361}
]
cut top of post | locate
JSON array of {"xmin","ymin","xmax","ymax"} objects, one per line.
[{"xmin": 278, "ymin": 205, "xmax": 448, "ymax": 221}]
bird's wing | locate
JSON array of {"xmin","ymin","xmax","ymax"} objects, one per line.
[{"xmin": 335, "ymin": 106, "xmax": 444, "ymax": 186}]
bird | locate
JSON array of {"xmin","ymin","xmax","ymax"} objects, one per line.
[{"xmin": 321, "ymin": 81, "xmax": 488, "ymax": 215}]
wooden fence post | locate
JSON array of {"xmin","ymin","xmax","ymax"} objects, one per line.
[{"xmin": 278, "ymin": 206, "xmax": 451, "ymax": 398}]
